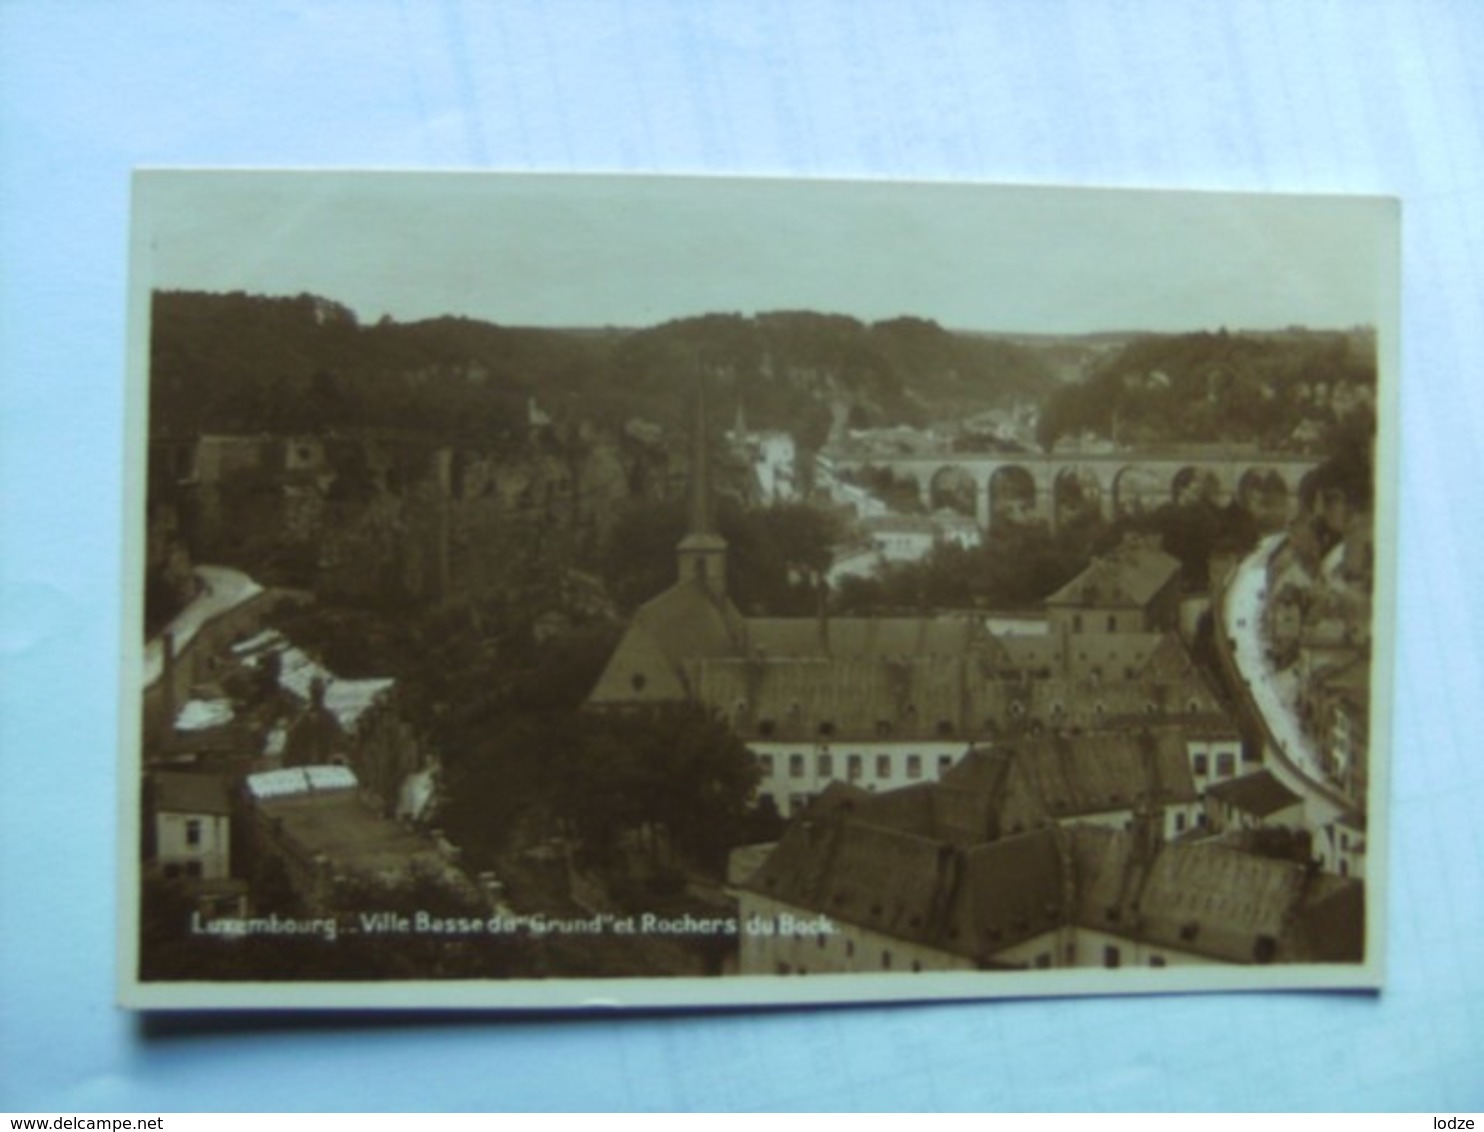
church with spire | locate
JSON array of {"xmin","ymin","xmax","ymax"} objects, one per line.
[{"xmin": 586, "ymin": 375, "xmax": 1241, "ymax": 819}]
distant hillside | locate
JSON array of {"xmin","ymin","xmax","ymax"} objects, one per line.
[
  {"xmin": 1036, "ymin": 327, "xmax": 1377, "ymax": 452},
  {"xmin": 149, "ymin": 292, "xmax": 1060, "ymax": 447},
  {"xmin": 961, "ymin": 329, "xmax": 1144, "ymax": 384},
  {"xmin": 149, "ymin": 291, "xmax": 603, "ymax": 443}
]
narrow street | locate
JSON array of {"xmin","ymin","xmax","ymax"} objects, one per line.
[
  {"xmin": 143, "ymin": 565, "xmax": 263, "ymax": 686},
  {"xmin": 1218, "ymin": 534, "xmax": 1355, "ymax": 825}
]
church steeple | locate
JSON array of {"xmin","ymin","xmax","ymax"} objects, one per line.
[{"xmin": 677, "ymin": 365, "xmax": 728, "ymax": 598}]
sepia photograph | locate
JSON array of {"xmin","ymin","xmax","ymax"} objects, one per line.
[{"xmin": 120, "ymin": 171, "xmax": 1397, "ymax": 1009}]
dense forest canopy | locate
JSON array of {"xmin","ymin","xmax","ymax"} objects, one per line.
[
  {"xmin": 1037, "ymin": 327, "xmax": 1376, "ymax": 451},
  {"xmin": 149, "ymin": 290, "xmax": 1060, "ymax": 447}
]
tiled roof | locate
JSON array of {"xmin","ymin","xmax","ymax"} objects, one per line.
[
  {"xmin": 1045, "ymin": 545, "xmax": 1180, "ymax": 609},
  {"xmin": 1004, "ymin": 730, "xmax": 1198, "ymax": 819},
  {"xmin": 1134, "ymin": 842, "xmax": 1310, "ymax": 964},
  {"xmin": 153, "ymin": 771, "xmax": 233, "ymax": 817},
  {"xmin": 746, "ymin": 808, "xmax": 1068, "ymax": 962},
  {"xmin": 743, "ymin": 781, "xmax": 1361, "ymax": 965},
  {"xmin": 1207, "ymin": 770, "xmax": 1304, "ymax": 818},
  {"xmin": 634, "ymin": 578, "xmax": 747, "ymax": 660},
  {"xmin": 745, "ymin": 615, "xmax": 981, "ymax": 659}
]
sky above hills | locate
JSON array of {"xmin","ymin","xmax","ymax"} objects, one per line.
[{"xmin": 137, "ymin": 172, "xmax": 1395, "ymax": 336}]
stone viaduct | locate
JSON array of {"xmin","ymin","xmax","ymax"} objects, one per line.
[{"xmin": 827, "ymin": 447, "xmax": 1323, "ymax": 531}]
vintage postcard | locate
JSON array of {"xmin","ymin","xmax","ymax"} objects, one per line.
[{"xmin": 119, "ymin": 172, "xmax": 1398, "ymax": 1009}]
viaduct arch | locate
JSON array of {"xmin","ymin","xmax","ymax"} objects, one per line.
[{"xmin": 829, "ymin": 448, "xmax": 1322, "ymax": 533}]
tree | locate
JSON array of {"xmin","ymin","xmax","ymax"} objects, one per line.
[{"xmin": 557, "ymin": 704, "xmax": 761, "ymax": 874}]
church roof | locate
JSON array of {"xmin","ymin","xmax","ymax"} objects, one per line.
[{"xmin": 631, "ymin": 577, "xmax": 747, "ymax": 660}]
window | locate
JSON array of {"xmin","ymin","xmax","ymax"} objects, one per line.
[
  {"xmin": 876, "ymin": 754, "xmax": 891, "ymax": 779},
  {"xmin": 184, "ymin": 861, "xmax": 203, "ymax": 878},
  {"xmin": 845, "ymin": 940, "xmax": 855, "ymax": 959},
  {"xmin": 1107, "ymin": 614, "xmax": 1117, "ymax": 632},
  {"xmin": 938, "ymin": 755, "xmax": 954, "ymax": 774},
  {"xmin": 847, "ymin": 755, "xmax": 863, "ymax": 781},
  {"xmin": 185, "ymin": 819, "xmax": 202, "ymax": 848},
  {"xmin": 818, "ymin": 721, "xmax": 835, "ymax": 738},
  {"xmin": 881, "ymin": 951, "xmax": 893, "ymax": 970},
  {"xmin": 1193, "ymin": 754, "xmax": 1209, "ymax": 776},
  {"xmin": 788, "ymin": 794, "xmax": 808, "ymax": 815},
  {"xmin": 817, "ymin": 753, "xmax": 833, "ymax": 777},
  {"xmin": 911, "ymin": 960, "xmax": 922, "ymax": 973},
  {"xmin": 759, "ymin": 754, "xmax": 775, "ymax": 777},
  {"xmin": 907, "ymin": 754, "xmax": 922, "ymax": 780},
  {"xmin": 1149, "ymin": 955, "xmax": 1167, "ymax": 968},
  {"xmin": 1035, "ymin": 953, "xmax": 1052, "ymax": 969},
  {"xmin": 758, "ymin": 719, "xmax": 776, "ymax": 737},
  {"xmin": 875, "ymin": 720, "xmax": 893, "ymax": 737},
  {"xmin": 936, "ymin": 719, "xmax": 954, "ymax": 737},
  {"xmin": 1073, "ymin": 614, "xmax": 1083, "ymax": 633},
  {"xmin": 630, "ymin": 672, "xmax": 647, "ymax": 692},
  {"xmin": 1215, "ymin": 752, "xmax": 1236, "ymax": 778},
  {"xmin": 789, "ymin": 754, "xmax": 805, "ymax": 779},
  {"xmin": 1104, "ymin": 945, "xmax": 1121, "ymax": 969},
  {"xmin": 1174, "ymin": 812, "xmax": 1186, "ymax": 833}
]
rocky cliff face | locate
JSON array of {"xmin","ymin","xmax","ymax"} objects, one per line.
[{"xmin": 153, "ymin": 426, "xmax": 679, "ymax": 610}]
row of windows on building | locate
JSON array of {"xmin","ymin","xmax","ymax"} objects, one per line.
[
  {"xmin": 759, "ymin": 751, "xmax": 956, "ymax": 782},
  {"xmin": 756, "ymin": 717, "xmax": 957, "ymax": 739},
  {"xmin": 762, "ymin": 748, "xmax": 1240, "ymax": 783},
  {"xmin": 754, "ymin": 697, "xmax": 1210, "ymax": 737}
]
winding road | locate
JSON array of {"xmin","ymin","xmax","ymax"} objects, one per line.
[
  {"xmin": 142, "ymin": 565, "xmax": 263, "ymax": 687},
  {"xmin": 1217, "ymin": 534, "xmax": 1356, "ymax": 827}
]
